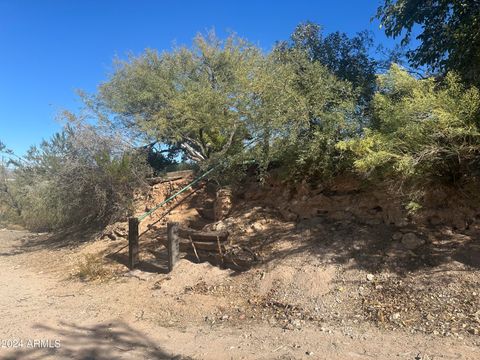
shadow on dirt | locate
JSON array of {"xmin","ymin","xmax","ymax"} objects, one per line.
[
  {"xmin": 249, "ymin": 215, "xmax": 480, "ymax": 275},
  {"xmin": 116, "ymin": 211, "xmax": 480, "ymax": 277},
  {"xmin": 0, "ymin": 227, "xmax": 99, "ymax": 257},
  {"xmin": 2, "ymin": 207, "xmax": 479, "ymax": 277},
  {"xmin": 2, "ymin": 320, "xmax": 191, "ymax": 360},
  {"xmin": 107, "ymin": 251, "xmax": 170, "ymax": 274},
  {"xmin": 282, "ymin": 219, "xmax": 480, "ymax": 274}
]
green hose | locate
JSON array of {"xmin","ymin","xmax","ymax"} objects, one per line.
[{"xmin": 137, "ymin": 166, "xmax": 217, "ymax": 222}]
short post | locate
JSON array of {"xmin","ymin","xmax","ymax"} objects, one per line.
[
  {"xmin": 128, "ymin": 217, "xmax": 139, "ymax": 269},
  {"xmin": 167, "ymin": 222, "xmax": 179, "ymax": 272}
]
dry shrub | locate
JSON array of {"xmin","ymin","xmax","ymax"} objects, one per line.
[{"xmin": 74, "ymin": 254, "xmax": 114, "ymax": 282}]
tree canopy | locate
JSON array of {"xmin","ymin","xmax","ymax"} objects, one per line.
[
  {"xmin": 376, "ymin": 0, "xmax": 480, "ymax": 86},
  {"xmin": 94, "ymin": 32, "xmax": 356, "ymax": 172},
  {"xmin": 275, "ymin": 22, "xmax": 378, "ymax": 102}
]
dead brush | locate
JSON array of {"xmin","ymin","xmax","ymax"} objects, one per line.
[{"xmin": 73, "ymin": 254, "xmax": 113, "ymax": 282}]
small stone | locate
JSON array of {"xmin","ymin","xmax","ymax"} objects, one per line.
[
  {"xmin": 401, "ymin": 233, "xmax": 425, "ymax": 250},
  {"xmin": 366, "ymin": 274, "xmax": 375, "ymax": 281},
  {"xmin": 392, "ymin": 232, "xmax": 403, "ymax": 241},
  {"xmin": 467, "ymin": 328, "xmax": 479, "ymax": 335},
  {"xmin": 358, "ymin": 286, "xmax": 368, "ymax": 296},
  {"xmin": 291, "ymin": 319, "xmax": 302, "ymax": 329},
  {"xmin": 306, "ymin": 351, "xmax": 314, "ymax": 356},
  {"xmin": 391, "ymin": 312, "xmax": 401, "ymax": 320}
]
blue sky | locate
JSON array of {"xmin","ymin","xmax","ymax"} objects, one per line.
[{"xmin": 0, "ymin": 0, "xmax": 397, "ymax": 155}]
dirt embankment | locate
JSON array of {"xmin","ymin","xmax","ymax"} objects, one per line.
[{"xmin": 91, "ymin": 173, "xmax": 480, "ymax": 340}]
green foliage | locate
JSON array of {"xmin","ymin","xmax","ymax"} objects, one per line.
[
  {"xmin": 95, "ymin": 34, "xmax": 354, "ymax": 181},
  {"xmin": 7, "ymin": 118, "xmax": 149, "ymax": 231},
  {"xmin": 97, "ymin": 32, "xmax": 263, "ymax": 163},
  {"xmin": 377, "ymin": 0, "xmax": 480, "ymax": 86},
  {"xmin": 338, "ymin": 65, "xmax": 480, "ymax": 191},
  {"xmin": 276, "ymin": 22, "xmax": 378, "ymax": 102},
  {"xmin": 0, "ymin": 143, "xmax": 22, "ymax": 226},
  {"xmin": 94, "ymin": 32, "xmax": 358, "ymax": 182},
  {"xmin": 269, "ymin": 49, "xmax": 357, "ymax": 180},
  {"xmin": 0, "ymin": 163, "xmax": 19, "ymax": 226}
]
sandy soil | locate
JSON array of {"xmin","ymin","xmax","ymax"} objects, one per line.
[{"xmin": 0, "ymin": 229, "xmax": 479, "ymax": 360}]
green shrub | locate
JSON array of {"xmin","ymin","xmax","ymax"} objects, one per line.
[
  {"xmin": 9, "ymin": 118, "xmax": 149, "ymax": 231},
  {"xmin": 338, "ymin": 65, "xmax": 480, "ymax": 193},
  {"xmin": 93, "ymin": 33, "xmax": 358, "ymax": 184}
]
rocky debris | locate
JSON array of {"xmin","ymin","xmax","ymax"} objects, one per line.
[
  {"xmin": 362, "ymin": 275, "xmax": 480, "ymax": 337},
  {"xmin": 391, "ymin": 312, "xmax": 400, "ymax": 321},
  {"xmin": 401, "ymin": 233, "xmax": 425, "ymax": 250},
  {"xmin": 100, "ymin": 223, "xmax": 128, "ymax": 240},
  {"xmin": 204, "ymin": 206, "xmax": 293, "ymax": 243},
  {"xmin": 113, "ymin": 228, "xmax": 127, "ymax": 238},
  {"xmin": 239, "ymin": 173, "xmax": 480, "ymax": 231},
  {"xmin": 214, "ymin": 188, "xmax": 233, "ymax": 221},
  {"xmin": 97, "ymin": 168, "xmax": 480, "ymax": 343},
  {"xmin": 246, "ymin": 293, "xmax": 313, "ymax": 330}
]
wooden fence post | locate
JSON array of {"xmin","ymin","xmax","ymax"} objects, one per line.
[
  {"xmin": 167, "ymin": 222, "xmax": 179, "ymax": 272},
  {"xmin": 128, "ymin": 217, "xmax": 139, "ymax": 269}
]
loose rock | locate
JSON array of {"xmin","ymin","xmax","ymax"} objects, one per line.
[
  {"xmin": 401, "ymin": 233, "xmax": 425, "ymax": 250},
  {"xmin": 392, "ymin": 232, "xmax": 403, "ymax": 241}
]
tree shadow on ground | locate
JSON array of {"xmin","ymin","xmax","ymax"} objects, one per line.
[
  {"xmin": 239, "ymin": 214, "xmax": 480, "ymax": 276},
  {"xmin": 2, "ymin": 320, "xmax": 192, "ymax": 360},
  {"xmin": 127, "ymin": 211, "xmax": 480, "ymax": 276},
  {"xmin": 0, "ymin": 227, "xmax": 99, "ymax": 257},
  {"xmin": 107, "ymin": 250, "xmax": 170, "ymax": 274}
]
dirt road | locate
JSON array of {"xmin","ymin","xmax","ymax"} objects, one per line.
[{"xmin": 0, "ymin": 229, "xmax": 478, "ymax": 359}]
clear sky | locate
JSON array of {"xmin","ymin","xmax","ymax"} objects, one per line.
[{"xmin": 0, "ymin": 0, "xmax": 397, "ymax": 155}]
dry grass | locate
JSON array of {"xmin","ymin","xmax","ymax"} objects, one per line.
[{"xmin": 73, "ymin": 254, "xmax": 114, "ymax": 282}]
